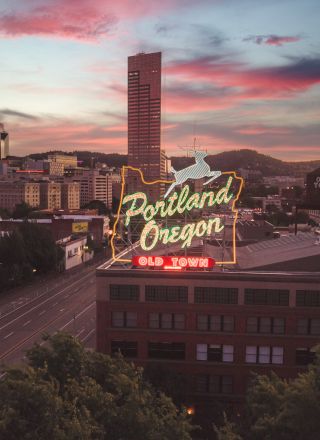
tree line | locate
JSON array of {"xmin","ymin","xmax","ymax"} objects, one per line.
[
  {"xmin": 0, "ymin": 221, "xmax": 64, "ymax": 292},
  {"xmin": 0, "ymin": 333, "xmax": 193, "ymax": 440},
  {"xmin": 215, "ymin": 347, "xmax": 320, "ymax": 440},
  {"xmin": 1, "ymin": 333, "xmax": 319, "ymax": 439}
]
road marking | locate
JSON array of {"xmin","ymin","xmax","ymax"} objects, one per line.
[
  {"xmin": 75, "ymin": 328, "xmax": 85, "ymax": 338},
  {"xmin": 0, "ymin": 268, "xmax": 96, "ymax": 324},
  {"xmin": 0, "ymin": 271, "xmax": 94, "ymax": 332},
  {"xmin": 81, "ymin": 328, "xmax": 95, "ymax": 343},
  {"xmin": 22, "ymin": 320, "xmax": 31, "ymax": 327},
  {"xmin": 38, "ymin": 310, "xmax": 46, "ymax": 316},
  {"xmin": 59, "ymin": 302, "xmax": 95, "ymax": 331},
  {"xmin": 3, "ymin": 331, "xmax": 14, "ymax": 340}
]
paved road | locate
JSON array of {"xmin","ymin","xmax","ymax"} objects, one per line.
[{"xmin": 0, "ymin": 261, "xmax": 101, "ymax": 370}]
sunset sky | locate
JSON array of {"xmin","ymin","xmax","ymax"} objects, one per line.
[{"xmin": 0, "ymin": 0, "xmax": 319, "ymax": 160}]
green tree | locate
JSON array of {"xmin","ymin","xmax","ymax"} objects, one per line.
[
  {"xmin": 215, "ymin": 347, "xmax": 320, "ymax": 440},
  {"xmin": 0, "ymin": 333, "xmax": 194, "ymax": 440},
  {"xmin": 12, "ymin": 202, "xmax": 36, "ymax": 219},
  {"xmin": 0, "ymin": 368, "xmax": 94, "ymax": 440},
  {"xmin": 19, "ymin": 222, "xmax": 62, "ymax": 272},
  {"xmin": 82, "ymin": 200, "xmax": 111, "ymax": 215},
  {"xmin": 0, "ymin": 207, "xmax": 10, "ymax": 219},
  {"xmin": 144, "ymin": 362, "xmax": 188, "ymax": 407}
]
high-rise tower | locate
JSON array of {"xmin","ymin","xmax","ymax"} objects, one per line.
[
  {"xmin": 0, "ymin": 125, "xmax": 9, "ymax": 160},
  {"xmin": 127, "ymin": 52, "xmax": 165, "ymax": 199}
]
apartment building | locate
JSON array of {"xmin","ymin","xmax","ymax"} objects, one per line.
[
  {"xmin": 39, "ymin": 182, "xmax": 61, "ymax": 210},
  {"xmin": 61, "ymin": 182, "xmax": 80, "ymax": 210},
  {"xmin": 0, "ymin": 181, "xmax": 40, "ymax": 211}
]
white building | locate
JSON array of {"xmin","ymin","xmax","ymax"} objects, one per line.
[{"xmin": 58, "ymin": 235, "xmax": 93, "ymax": 270}]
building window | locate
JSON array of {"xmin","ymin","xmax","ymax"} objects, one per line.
[
  {"xmin": 196, "ymin": 375, "xmax": 233, "ymax": 394},
  {"xmin": 148, "ymin": 342, "xmax": 185, "ymax": 360},
  {"xmin": 296, "ymin": 347, "xmax": 316, "ymax": 365},
  {"xmin": 196, "ymin": 344, "xmax": 234, "ymax": 362},
  {"xmin": 244, "ymin": 289, "xmax": 289, "ymax": 306},
  {"xmin": 297, "ymin": 318, "xmax": 320, "ymax": 335},
  {"xmin": 194, "ymin": 287, "xmax": 238, "ymax": 304},
  {"xmin": 245, "ymin": 346, "xmax": 283, "ymax": 364},
  {"xmin": 149, "ymin": 313, "xmax": 185, "ymax": 330},
  {"xmin": 110, "ymin": 285, "xmax": 139, "ymax": 301},
  {"xmin": 246, "ymin": 317, "xmax": 285, "ymax": 334},
  {"xmin": 112, "ymin": 312, "xmax": 137, "ymax": 328},
  {"xmin": 145, "ymin": 286, "xmax": 188, "ymax": 302},
  {"xmin": 197, "ymin": 315, "xmax": 234, "ymax": 332},
  {"xmin": 296, "ymin": 290, "xmax": 320, "ymax": 307},
  {"xmin": 111, "ymin": 341, "xmax": 137, "ymax": 358}
]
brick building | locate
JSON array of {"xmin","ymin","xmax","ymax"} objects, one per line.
[{"xmin": 96, "ymin": 261, "xmax": 320, "ymax": 415}]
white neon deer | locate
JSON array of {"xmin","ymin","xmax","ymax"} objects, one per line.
[{"xmin": 164, "ymin": 150, "xmax": 221, "ymax": 198}]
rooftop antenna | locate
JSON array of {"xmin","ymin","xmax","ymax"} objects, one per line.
[{"xmin": 178, "ymin": 137, "xmax": 206, "ymax": 157}]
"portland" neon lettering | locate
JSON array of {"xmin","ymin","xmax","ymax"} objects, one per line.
[{"xmin": 122, "ymin": 178, "xmax": 234, "ymax": 251}]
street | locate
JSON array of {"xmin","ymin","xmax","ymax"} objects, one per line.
[{"xmin": 0, "ymin": 261, "xmax": 100, "ymax": 370}]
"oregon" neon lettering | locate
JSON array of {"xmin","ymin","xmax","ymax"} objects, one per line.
[{"xmin": 121, "ymin": 178, "xmax": 234, "ymax": 251}]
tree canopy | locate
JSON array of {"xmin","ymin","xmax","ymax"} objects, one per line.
[
  {"xmin": 0, "ymin": 333, "xmax": 193, "ymax": 440},
  {"xmin": 215, "ymin": 347, "xmax": 320, "ymax": 440},
  {"xmin": 0, "ymin": 222, "xmax": 64, "ymax": 292}
]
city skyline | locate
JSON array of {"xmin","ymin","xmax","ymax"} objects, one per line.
[{"xmin": 0, "ymin": 0, "xmax": 320, "ymax": 160}]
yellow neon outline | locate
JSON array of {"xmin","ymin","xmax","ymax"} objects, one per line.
[
  {"xmin": 111, "ymin": 166, "xmax": 173, "ymax": 263},
  {"xmin": 111, "ymin": 166, "xmax": 244, "ymax": 266}
]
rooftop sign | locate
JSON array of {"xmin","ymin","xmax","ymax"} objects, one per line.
[
  {"xmin": 111, "ymin": 151, "xmax": 243, "ymax": 266},
  {"xmin": 132, "ymin": 255, "xmax": 215, "ymax": 270}
]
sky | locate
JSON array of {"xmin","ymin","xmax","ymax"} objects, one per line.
[{"xmin": 0, "ymin": 0, "xmax": 320, "ymax": 161}]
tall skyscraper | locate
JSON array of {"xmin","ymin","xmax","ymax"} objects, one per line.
[
  {"xmin": 127, "ymin": 52, "xmax": 165, "ymax": 199},
  {"xmin": 0, "ymin": 126, "xmax": 9, "ymax": 160}
]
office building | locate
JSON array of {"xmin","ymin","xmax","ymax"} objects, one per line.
[
  {"xmin": 0, "ymin": 181, "xmax": 40, "ymax": 211},
  {"xmin": 128, "ymin": 52, "xmax": 165, "ymax": 199},
  {"xmin": 0, "ymin": 129, "xmax": 9, "ymax": 160},
  {"xmin": 66, "ymin": 169, "xmax": 112, "ymax": 208},
  {"xmin": 48, "ymin": 154, "xmax": 78, "ymax": 168}
]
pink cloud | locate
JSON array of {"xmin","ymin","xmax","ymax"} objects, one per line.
[
  {"xmin": 0, "ymin": 4, "xmax": 116, "ymax": 41},
  {"xmin": 8, "ymin": 118, "xmax": 127, "ymax": 155},
  {"xmin": 0, "ymin": 0, "xmax": 192, "ymax": 41},
  {"xmin": 264, "ymin": 35, "xmax": 301, "ymax": 46},
  {"xmin": 236, "ymin": 126, "xmax": 292, "ymax": 135},
  {"xmin": 166, "ymin": 56, "xmax": 320, "ymax": 102},
  {"xmin": 244, "ymin": 34, "xmax": 301, "ymax": 47}
]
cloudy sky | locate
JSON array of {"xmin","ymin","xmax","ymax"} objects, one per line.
[{"xmin": 0, "ymin": 0, "xmax": 319, "ymax": 160}]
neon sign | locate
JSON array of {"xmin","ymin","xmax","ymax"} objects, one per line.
[
  {"xmin": 111, "ymin": 152, "xmax": 244, "ymax": 265},
  {"xmin": 123, "ymin": 179, "xmax": 233, "ymax": 251},
  {"xmin": 132, "ymin": 255, "xmax": 215, "ymax": 270}
]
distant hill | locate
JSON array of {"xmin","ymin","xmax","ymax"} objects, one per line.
[
  {"xmin": 28, "ymin": 150, "xmax": 127, "ymax": 169},
  {"xmin": 27, "ymin": 149, "xmax": 320, "ymax": 177},
  {"xmin": 171, "ymin": 149, "xmax": 320, "ymax": 177}
]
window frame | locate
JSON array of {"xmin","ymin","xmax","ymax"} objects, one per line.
[
  {"xmin": 245, "ymin": 345, "xmax": 284, "ymax": 364},
  {"xmin": 196, "ymin": 344, "xmax": 234, "ymax": 363},
  {"xmin": 246, "ymin": 317, "xmax": 285, "ymax": 334}
]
